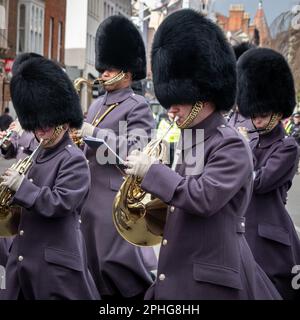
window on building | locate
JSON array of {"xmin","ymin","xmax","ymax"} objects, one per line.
[
  {"xmin": 57, "ymin": 22, "xmax": 62, "ymax": 62},
  {"xmin": 95, "ymin": 0, "xmax": 99, "ymax": 18},
  {"xmin": 0, "ymin": 0, "xmax": 7, "ymax": 27},
  {"xmin": 18, "ymin": 1, "xmax": 44, "ymax": 54},
  {"xmin": 91, "ymin": 0, "xmax": 94, "ymax": 16},
  {"xmin": 0, "ymin": 0, "xmax": 8, "ymax": 49},
  {"xmin": 48, "ymin": 17, "xmax": 54, "ymax": 59},
  {"xmin": 18, "ymin": 4, "xmax": 26, "ymax": 53}
]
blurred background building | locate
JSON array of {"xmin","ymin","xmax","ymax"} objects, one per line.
[
  {"xmin": 0, "ymin": 0, "xmax": 299, "ymax": 116},
  {"xmin": 0, "ymin": 0, "xmax": 66, "ymax": 116}
]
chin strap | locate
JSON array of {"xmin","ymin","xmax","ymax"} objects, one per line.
[
  {"xmin": 176, "ymin": 101, "xmax": 204, "ymax": 129},
  {"xmin": 41, "ymin": 125, "xmax": 65, "ymax": 147},
  {"xmin": 249, "ymin": 113, "xmax": 280, "ymax": 135}
]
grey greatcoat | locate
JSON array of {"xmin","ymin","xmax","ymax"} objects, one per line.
[
  {"xmin": 81, "ymin": 87, "xmax": 157, "ymax": 297},
  {"xmin": 245, "ymin": 123, "xmax": 300, "ymax": 300},
  {"xmin": 141, "ymin": 112, "xmax": 281, "ymax": 300},
  {"xmin": 1, "ymin": 133, "xmax": 99, "ymax": 300},
  {"xmin": 0, "ymin": 131, "xmax": 38, "ymax": 272}
]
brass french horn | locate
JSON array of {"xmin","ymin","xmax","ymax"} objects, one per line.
[{"xmin": 112, "ymin": 117, "xmax": 178, "ymax": 247}]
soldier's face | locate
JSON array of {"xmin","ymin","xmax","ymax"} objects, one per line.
[
  {"xmin": 101, "ymin": 69, "xmax": 120, "ymax": 82},
  {"xmin": 100, "ymin": 69, "xmax": 130, "ymax": 92},
  {"xmin": 35, "ymin": 127, "xmax": 55, "ymax": 142},
  {"xmin": 252, "ymin": 113, "xmax": 273, "ymax": 129},
  {"xmin": 168, "ymin": 105, "xmax": 193, "ymax": 126}
]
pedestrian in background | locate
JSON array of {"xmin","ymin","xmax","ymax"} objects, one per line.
[{"xmin": 0, "ymin": 107, "xmax": 13, "ymax": 131}]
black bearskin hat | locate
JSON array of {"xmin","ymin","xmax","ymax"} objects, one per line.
[
  {"xmin": 151, "ymin": 9, "xmax": 236, "ymax": 111},
  {"xmin": 10, "ymin": 54, "xmax": 83, "ymax": 131},
  {"xmin": 237, "ymin": 48, "xmax": 296, "ymax": 119},
  {"xmin": 95, "ymin": 15, "xmax": 146, "ymax": 81},
  {"xmin": 233, "ymin": 42, "xmax": 255, "ymax": 61},
  {"xmin": 12, "ymin": 52, "xmax": 43, "ymax": 75}
]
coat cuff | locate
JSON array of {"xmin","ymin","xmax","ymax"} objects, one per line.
[
  {"xmin": 141, "ymin": 163, "xmax": 183, "ymax": 203},
  {"xmin": 13, "ymin": 178, "xmax": 40, "ymax": 209}
]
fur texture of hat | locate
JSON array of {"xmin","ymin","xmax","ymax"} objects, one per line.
[
  {"xmin": 237, "ymin": 48, "xmax": 296, "ymax": 119},
  {"xmin": 95, "ymin": 15, "xmax": 146, "ymax": 80},
  {"xmin": 12, "ymin": 52, "xmax": 43, "ymax": 75},
  {"xmin": 10, "ymin": 54, "xmax": 83, "ymax": 131},
  {"xmin": 151, "ymin": 9, "xmax": 236, "ymax": 111},
  {"xmin": 233, "ymin": 42, "xmax": 255, "ymax": 61}
]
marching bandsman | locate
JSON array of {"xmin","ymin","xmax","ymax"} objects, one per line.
[
  {"xmin": 0, "ymin": 53, "xmax": 41, "ymax": 162},
  {"xmin": 125, "ymin": 9, "xmax": 281, "ymax": 300},
  {"xmin": 237, "ymin": 48, "xmax": 300, "ymax": 300},
  {"xmin": 227, "ymin": 42, "xmax": 255, "ymax": 136},
  {"xmin": 79, "ymin": 16, "xmax": 157, "ymax": 299},
  {"xmin": 0, "ymin": 53, "xmax": 41, "ymax": 272},
  {"xmin": 0, "ymin": 54, "xmax": 99, "ymax": 300}
]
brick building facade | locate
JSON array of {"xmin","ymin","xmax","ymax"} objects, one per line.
[
  {"xmin": 216, "ymin": 1, "xmax": 270, "ymax": 46},
  {"xmin": 0, "ymin": 0, "xmax": 66, "ymax": 113},
  {"xmin": 44, "ymin": 0, "xmax": 66, "ymax": 64}
]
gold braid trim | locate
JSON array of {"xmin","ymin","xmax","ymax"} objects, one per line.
[
  {"xmin": 260, "ymin": 113, "xmax": 281, "ymax": 135},
  {"xmin": 92, "ymin": 103, "xmax": 119, "ymax": 127},
  {"xmin": 97, "ymin": 71, "xmax": 126, "ymax": 87},
  {"xmin": 42, "ymin": 125, "xmax": 65, "ymax": 147},
  {"xmin": 176, "ymin": 101, "xmax": 204, "ymax": 129}
]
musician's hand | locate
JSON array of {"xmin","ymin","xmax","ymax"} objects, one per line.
[
  {"xmin": 125, "ymin": 149, "xmax": 157, "ymax": 178},
  {"xmin": 0, "ymin": 168, "xmax": 25, "ymax": 192},
  {"xmin": 80, "ymin": 122, "xmax": 95, "ymax": 137},
  {"xmin": 0, "ymin": 131, "xmax": 7, "ymax": 140},
  {"xmin": 238, "ymin": 126, "xmax": 249, "ymax": 141},
  {"xmin": 9, "ymin": 120, "xmax": 23, "ymax": 135}
]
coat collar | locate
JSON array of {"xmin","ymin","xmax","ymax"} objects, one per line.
[
  {"xmin": 103, "ymin": 87, "xmax": 134, "ymax": 105},
  {"xmin": 254, "ymin": 123, "xmax": 286, "ymax": 149},
  {"xmin": 36, "ymin": 132, "xmax": 72, "ymax": 163},
  {"xmin": 179, "ymin": 111, "xmax": 226, "ymax": 150}
]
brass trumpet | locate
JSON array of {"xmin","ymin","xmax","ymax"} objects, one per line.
[
  {"xmin": 73, "ymin": 71, "xmax": 125, "ymax": 94},
  {"xmin": 0, "ymin": 140, "xmax": 43, "ymax": 236},
  {"xmin": 72, "ymin": 71, "xmax": 126, "ymax": 147}
]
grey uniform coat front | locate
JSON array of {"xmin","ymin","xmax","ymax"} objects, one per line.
[
  {"xmin": 81, "ymin": 87, "xmax": 157, "ymax": 297},
  {"xmin": 1, "ymin": 133, "xmax": 100, "ymax": 300},
  {"xmin": 141, "ymin": 112, "xmax": 281, "ymax": 300},
  {"xmin": 245, "ymin": 123, "xmax": 300, "ymax": 300},
  {"xmin": 0, "ymin": 131, "xmax": 38, "ymax": 272}
]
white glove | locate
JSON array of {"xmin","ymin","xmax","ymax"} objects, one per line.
[
  {"xmin": 80, "ymin": 122, "xmax": 95, "ymax": 137},
  {"xmin": 9, "ymin": 119, "xmax": 24, "ymax": 136},
  {"xmin": 125, "ymin": 149, "xmax": 157, "ymax": 178},
  {"xmin": 237, "ymin": 126, "xmax": 249, "ymax": 141},
  {"xmin": 0, "ymin": 168, "xmax": 25, "ymax": 192}
]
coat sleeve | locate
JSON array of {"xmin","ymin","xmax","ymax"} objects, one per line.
[
  {"xmin": 13, "ymin": 153, "xmax": 90, "ymax": 218},
  {"xmin": 0, "ymin": 132, "xmax": 18, "ymax": 159},
  {"xmin": 141, "ymin": 136, "xmax": 253, "ymax": 217},
  {"xmin": 253, "ymin": 139, "xmax": 299, "ymax": 194},
  {"xmin": 93, "ymin": 100, "xmax": 155, "ymax": 155}
]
